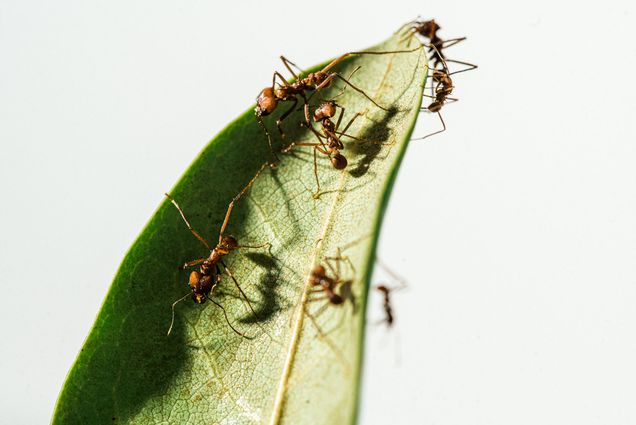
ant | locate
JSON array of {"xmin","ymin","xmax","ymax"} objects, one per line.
[
  {"xmin": 165, "ymin": 162, "xmax": 272, "ymax": 337},
  {"xmin": 413, "ymin": 44, "xmax": 468, "ymax": 141},
  {"xmin": 374, "ymin": 259, "xmax": 407, "ymax": 327},
  {"xmin": 255, "ymin": 46, "xmax": 422, "ymax": 157},
  {"xmin": 375, "ymin": 285, "xmax": 395, "ymax": 326},
  {"xmin": 307, "ymin": 248, "xmax": 355, "ymax": 309},
  {"xmin": 398, "ymin": 17, "xmax": 476, "ymax": 74},
  {"xmin": 281, "ymin": 99, "xmax": 366, "ymax": 198}
]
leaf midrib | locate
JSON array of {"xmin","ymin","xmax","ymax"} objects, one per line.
[{"xmin": 267, "ymin": 49, "xmax": 403, "ymax": 425}]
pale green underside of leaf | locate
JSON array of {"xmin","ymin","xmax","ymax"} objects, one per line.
[{"xmin": 52, "ymin": 35, "xmax": 427, "ymax": 425}]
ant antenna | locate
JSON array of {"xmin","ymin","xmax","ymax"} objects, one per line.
[
  {"xmin": 167, "ymin": 293, "xmax": 191, "ymax": 336},
  {"xmin": 324, "ymin": 66, "xmax": 363, "ymax": 100},
  {"xmin": 427, "ymin": 43, "xmax": 451, "ymax": 75},
  {"xmin": 205, "ymin": 294, "xmax": 252, "ymax": 339},
  {"xmin": 165, "ymin": 193, "xmax": 211, "ymax": 250}
]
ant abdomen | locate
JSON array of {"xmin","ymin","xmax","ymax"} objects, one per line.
[
  {"xmin": 331, "ymin": 154, "xmax": 347, "ymax": 170},
  {"xmin": 329, "ymin": 293, "xmax": 344, "ymax": 305},
  {"xmin": 428, "ymin": 101, "xmax": 443, "ymax": 113}
]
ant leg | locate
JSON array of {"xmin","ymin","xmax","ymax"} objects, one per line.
[
  {"xmin": 236, "ymin": 241, "xmax": 271, "ymax": 250},
  {"xmin": 445, "ymin": 58, "xmax": 478, "ymax": 75},
  {"xmin": 167, "ymin": 293, "xmax": 191, "ymax": 336},
  {"xmin": 306, "ymin": 294, "xmax": 329, "ymax": 303},
  {"xmin": 311, "ymin": 146, "xmax": 321, "ymax": 199},
  {"xmin": 439, "ymin": 37, "xmax": 467, "ymax": 49},
  {"xmin": 330, "ymin": 67, "xmax": 362, "ymax": 100},
  {"xmin": 281, "ymin": 141, "xmax": 321, "ymax": 154},
  {"xmin": 279, "ymin": 56, "xmax": 303, "ymax": 80},
  {"xmin": 339, "ymin": 110, "xmax": 362, "ymax": 136},
  {"xmin": 276, "ymin": 97, "xmax": 299, "ymax": 140},
  {"xmin": 325, "ymin": 246, "xmax": 356, "ymax": 278},
  {"xmin": 219, "ymin": 260, "xmax": 261, "ymax": 320},
  {"xmin": 165, "ymin": 193, "xmax": 211, "ymax": 250},
  {"xmin": 324, "ymin": 256, "xmax": 341, "ymax": 282},
  {"xmin": 398, "ymin": 29, "xmax": 416, "ymax": 46},
  {"xmin": 334, "ymin": 112, "xmax": 391, "ymax": 146},
  {"xmin": 218, "ymin": 163, "xmax": 269, "ymax": 243},
  {"xmin": 304, "ymin": 121, "xmax": 330, "ymax": 152},
  {"xmin": 326, "ymin": 251, "xmax": 355, "ymax": 274},
  {"xmin": 180, "ymin": 258, "xmax": 206, "ymax": 270},
  {"xmin": 256, "ymin": 116, "xmax": 278, "ymax": 162},
  {"xmin": 205, "ymin": 294, "xmax": 252, "ymax": 339},
  {"xmin": 412, "ymin": 111, "xmax": 446, "ymax": 141},
  {"xmin": 307, "ymin": 67, "xmax": 361, "ymax": 105},
  {"xmin": 375, "ymin": 258, "xmax": 408, "ymax": 291},
  {"xmin": 331, "ymin": 73, "xmax": 388, "ymax": 112},
  {"xmin": 300, "ymin": 94, "xmax": 314, "ymax": 125},
  {"xmin": 333, "ymin": 105, "xmax": 346, "ymax": 132},
  {"xmin": 394, "ymin": 18, "xmax": 417, "ymax": 35},
  {"xmin": 337, "ymin": 131, "xmax": 390, "ymax": 146},
  {"xmin": 272, "ymin": 71, "xmax": 291, "ymax": 88},
  {"xmin": 321, "ymin": 46, "xmax": 423, "ymax": 74}
]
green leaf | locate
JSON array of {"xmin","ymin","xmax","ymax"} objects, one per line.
[{"xmin": 52, "ymin": 34, "xmax": 427, "ymax": 425}]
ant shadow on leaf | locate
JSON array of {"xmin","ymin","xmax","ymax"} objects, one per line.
[
  {"xmin": 238, "ymin": 252, "xmax": 284, "ymax": 324},
  {"xmin": 348, "ymin": 106, "xmax": 400, "ymax": 178}
]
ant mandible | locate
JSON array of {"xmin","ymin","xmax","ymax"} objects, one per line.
[{"xmin": 165, "ymin": 162, "xmax": 272, "ymax": 337}]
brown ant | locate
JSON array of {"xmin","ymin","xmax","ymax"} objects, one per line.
[
  {"xmin": 413, "ymin": 44, "xmax": 465, "ymax": 141},
  {"xmin": 165, "ymin": 162, "xmax": 272, "ymax": 337},
  {"xmin": 281, "ymin": 98, "xmax": 367, "ymax": 197},
  {"xmin": 255, "ymin": 46, "xmax": 422, "ymax": 157},
  {"xmin": 374, "ymin": 259, "xmax": 407, "ymax": 327},
  {"xmin": 375, "ymin": 285, "xmax": 395, "ymax": 326},
  {"xmin": 398, "ymin": 17, "xmax": 476, "ymax": 74},
  {"xmin": 307, "ymin": 248, "xmax": 355, "ymax": 309}
]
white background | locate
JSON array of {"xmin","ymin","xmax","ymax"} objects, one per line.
[{"xmin": 1, "ymin": 0, "xmax": 635, "ymax": 424}]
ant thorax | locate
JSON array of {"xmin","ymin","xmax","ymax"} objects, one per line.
[
  {"xmin": 275, "ymin": 85, "xmax": 299, "ymax": 100},
  {"xmin": 327, "ymin": 136, "xmax": 343, "ymax": 151},
  {"xmin": 306, "ymin": 72, "xmax": 328, "ymax": 87},
  {"xmin": 200, "ymin": 258, "xmax": 215, "ymax": 275},
  {"xmin": 322, "ymin": 119, "xmax": 336, "ymax": 132}
]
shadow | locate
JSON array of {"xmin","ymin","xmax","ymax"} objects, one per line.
[
  {"xmin": 348, "ymin": 106, "xmax": 399, "ymax": 178},
  {"xmin": 338, "ymin": 280, "xmax": 358, "ymax": 315},
  {"xmin": 239, "ymin": 252, "xmax": 283, "ymax": 324}
]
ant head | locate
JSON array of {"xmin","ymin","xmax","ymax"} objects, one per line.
[
  {"xmin": 313, "ymin": 101, "xmax": 338, "ymax": 122},
  {"xmin": 322, "ymin": 100, "xmax": 337, "ymax": 115},
  {"xmin": 421, "ymin": 19, "xmax": 441, "ymax": 38},
  {"xmin": 331, "ymin": 153, "xmax": 347, "ymax": 170},
  {"xmin": 376, "ymin": 285, "xmax": 389, "ymax": 294},
  {"xmin": 312, "ymin": 265, "xmax": 327, "ymax": 277},
  {"xmin": 255, "ymin": 87, "xmax": 277, "ymax": 116},
  {"xmin": 218, "ymin": 235, "xmax": 239, "ymax": 253}
]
